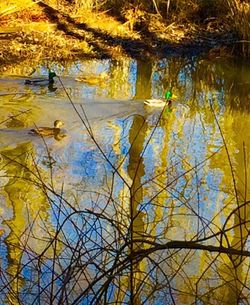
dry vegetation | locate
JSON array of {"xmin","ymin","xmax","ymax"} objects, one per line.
[{"xmin": 0, "ymin": 0, "xmax": 249, "ymax": 64}]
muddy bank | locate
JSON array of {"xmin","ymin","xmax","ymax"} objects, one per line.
[
  {"xmin": 0, "ymin": 28, "xmax": 236, "ymax": 67},
  {"xmin": 0, "ymin": 2, "xmax": 237, "ymax": 67}
]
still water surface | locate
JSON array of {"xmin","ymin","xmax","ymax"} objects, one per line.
[{"xmin": 0, "ymin": 56, "xmax": 250, "ymax": 304}]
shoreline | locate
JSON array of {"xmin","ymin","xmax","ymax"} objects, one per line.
[{"xmin": 0, "ymin": 5, "xmax": 238, "ymax": 68}]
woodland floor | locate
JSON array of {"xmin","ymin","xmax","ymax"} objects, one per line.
[{"xmin": 0, "ymin": 2, "xmax": 237, "ymax": 69}]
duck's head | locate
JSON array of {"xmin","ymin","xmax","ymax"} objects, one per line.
[
  {"xmin": 49, "ymin": 71, "xmax": 57, "ymax": 82},
  {"xmin": 165, "ymin": 91, "xmax": 172, "ymax": 100},
  {"xmin": 165, "ymin": 90, "xmax": 178, "ymax": 100},
  {"xmin": 54, "ymin": 120, "xmax": 64, "ymax": 128}
]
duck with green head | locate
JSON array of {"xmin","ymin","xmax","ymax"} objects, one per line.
[
  {"xmin": 29, "ymin": 120, "xmax": 64, "ymax": 137},
  {"xmin": 144, "ymin": 90, "xmax": 176, "ymax": 107},
  {"xmin": 25, "ymin": 70, "xmax": 57, "ymax": 85}
]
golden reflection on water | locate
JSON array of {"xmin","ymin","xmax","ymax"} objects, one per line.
[
  {"xmin": 0, "ymin": 57, "xmax": 249, "ymax": 304},
  {"xmin": 0, "ymin": 142, "xmax": 60, "ymax": 304}
]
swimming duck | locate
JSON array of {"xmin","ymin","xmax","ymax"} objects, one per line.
[
  {"xmin": 144, "ymin": 91, "xmax": 176, "ymax": 107},
  {"xmin": 24, "ymin": 71, "xmax": 57, "ymax": 85},
  {"xmin": 29, "ymin": 120, "xmax": 64, "ymax": 137}
]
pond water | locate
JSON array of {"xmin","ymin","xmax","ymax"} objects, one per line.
[{"xmin": 0, "ymin": 56, "xmax": 250, "ymax": 305}]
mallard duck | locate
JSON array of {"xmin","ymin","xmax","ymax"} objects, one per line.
[
  {"xmin": 24, "ymin": 71, "xmax": 57, "ymax": 85},
  {"xmin": 144, "ymin": 91, "xmax": 176, "ymax": 107},
  {"xmin": 29, "ymin": 120, "xmax": 64, "ymax": 136}
]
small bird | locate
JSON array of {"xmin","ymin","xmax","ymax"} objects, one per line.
[
  {"xmin": 144, "ymin": 91, "xmax": 176, "ymax": 107},
  {"xmin": 29, "ymin": 120, "xmax": 64, "ymax": 137},
  {"xmin": 25, "ymin": 71, "xmax": 57, "ymax": 85}
]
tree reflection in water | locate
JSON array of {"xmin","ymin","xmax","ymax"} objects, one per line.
[{"xmin": 0, "ymin": 57, "xmax": 249, "ymax": 304}]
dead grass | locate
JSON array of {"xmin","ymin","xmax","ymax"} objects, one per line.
[
  {"xmin": 0, "ymin": 29, "xmax": 93, "ymax": 64},
  {"xmin": 72, "ymin": 9, "xmax": 140, "ymax": 39},
  {"xmin": 0, "ymin": 0, "xmax": 36, "ymax": 17},
  {"xmin": 0, "ymin": 3, "xmax": 47, "ymax": 25},
  {"xmin": 0, "ymin": 0, "xmax": 248, "ymax": 63},
  {"xmin": 225, "ymin": 0, "xmax": 250, "ymax": 56},
  {"xmin": 147, "ymin": 15, "xmax": 195, "ymax": 43}
]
